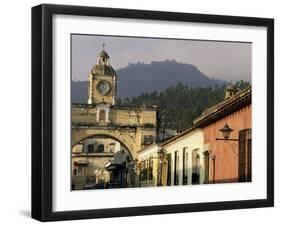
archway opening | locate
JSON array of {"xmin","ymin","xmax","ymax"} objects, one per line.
[{"xmin": 72, "ymin": 134, "xmax": 135, "ymax": 190}]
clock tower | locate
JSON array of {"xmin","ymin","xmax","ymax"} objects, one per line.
[{"xmin": 88, "ymin": 46, "xmax": 117, "ymax": 106}]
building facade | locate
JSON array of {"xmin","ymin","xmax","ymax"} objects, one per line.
[
  {"xmin": 194, "ymin": 85, "xmax": 252, "ymax": 183},
  {"xmin": 162, "ymin": 128, "xmax": 205, "ymax": 186},
  {"xmin": 137, "ymin": 144, "xmax": 162, "ymax": 187},
  {"xmin": 138, "ymin": 128, "xmax": 206, "ymax": 187},
  {"xmin": 138, "ymin": 86, "xmax": 252, "ymax": 187}
]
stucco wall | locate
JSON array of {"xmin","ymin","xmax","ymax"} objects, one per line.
[
  {"xmin": 163, "ymin": 129, "xmax": 205, "ymax": 185},
  {"xmin": 72, "ymin": 106, "xmax": 157, "ymax": 127},
  {"xmin": 203, "ymin": 104, "xmax": 252, "ymax": 183}
]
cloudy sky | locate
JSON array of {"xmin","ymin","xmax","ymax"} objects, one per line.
[{"xmin": 71, "ymin": 34, "xmax": 251, "ymax": 82}]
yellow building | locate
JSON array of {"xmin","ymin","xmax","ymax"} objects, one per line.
[
  {"xmin": 137, "ymin": 143, "xmax": 163, "ymax": 187},
  {"xmin": 72, "ymin": 48, "xmax": 157, "ymax": 189}
]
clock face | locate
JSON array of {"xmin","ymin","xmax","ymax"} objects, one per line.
[{"xmin": 97, "ymin": 81, "xmax": 111, "ymax": 95}]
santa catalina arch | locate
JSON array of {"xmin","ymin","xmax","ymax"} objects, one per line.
[{"xmin": 71, "ymin": 48, "xmax": 157, "ymax": 189}]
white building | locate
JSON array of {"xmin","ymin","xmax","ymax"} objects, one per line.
[
  {"xmin": 138, "ymin": 128, "xmax": 207, "ymax": 187},
  {"xmin": 162, "ymin": 128, "xmax": 205, "ymax": 186}
]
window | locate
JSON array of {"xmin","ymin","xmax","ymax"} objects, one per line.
[
  {"xmin": 142, "ymin": 135, "xmax": 155, "ymax": 145},
  {"xmin": 141, "ymin": 160, "xmax": 149, "ymax": 181},
  {"xmin": 76, "ymin": 165, "xmax": 85, "ymax": 175},
  {"xmin": 148, "ymin": 157, "xmax": 153, "ymax": 181},
  {"xmin": 97, "ymin": 144, "xmax": 104, "ymax": 153},
  {"xmin": 87, "ymin": 144, "xmax": 94, "ymax": 153},
  {"xmin": 183, "ymin": 148, "xmax": 188, "ymax": 185},
  {"xmin": 192, "ymin": 149, "xmax": 200, "ymax": 184},
  {"xmin": 145, "ymin": 160, "xmax": 149, "ymax": 181},
  {"xmin": 174, "ymin": 151, "xmax": 179, "ymax": 185},
  {"xmin": 140, "ymin": 161, "xmax": 145, "ymax": 182},
  {"xmin": 99, "ymin": 109, "xmax": 106, "ymax": 122},
  {"xmin": 167, "ymin": 153, "xmax": 172, "ymax": 186}
]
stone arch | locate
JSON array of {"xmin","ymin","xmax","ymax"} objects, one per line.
[{"xmin": 72, "ymin": 133, "xmax": 134, "ymax": 160}]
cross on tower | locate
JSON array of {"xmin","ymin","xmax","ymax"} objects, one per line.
[{"xmin": 102, "ymin": 43, "xmax": 105, "ymax": 50}]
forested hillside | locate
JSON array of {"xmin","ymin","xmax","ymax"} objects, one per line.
[{"xmin": 116, "ymin": 80, "xmax": 250, "ymax": 131}]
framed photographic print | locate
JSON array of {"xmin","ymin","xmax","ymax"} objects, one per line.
[{"xmin": 31, "ymin": 4, "xmax": 274, "ymax": 221}]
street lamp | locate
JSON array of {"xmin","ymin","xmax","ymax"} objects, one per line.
[
  {"xmin": 219, "ymin": 124, "xmax": 233, "ymax": 139},
  {"xmin": 216, "ymin": 124, "xmax": 238, "ymax": 141},
  {"xmin": 213, "ymin": 123, "xmax": 240, "ymax": 184}
]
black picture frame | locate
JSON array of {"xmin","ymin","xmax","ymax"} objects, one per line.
[{"xmin": 32, "ymin": 4, "xmax": 274, "ymax": 222}]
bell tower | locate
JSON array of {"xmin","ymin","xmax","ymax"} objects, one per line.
[{"xmin": 88, "ymin": 44, "xmax": 117, "ymax": 106}]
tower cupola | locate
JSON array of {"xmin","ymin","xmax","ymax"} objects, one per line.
[{"xmin": 87, "ymin": 44, "xmax": 117, "ymax": 106}]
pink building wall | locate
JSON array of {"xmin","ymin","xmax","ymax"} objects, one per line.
[{"xmin": 203, "ymin": 105, "xmax": 252, "ymax": 183}]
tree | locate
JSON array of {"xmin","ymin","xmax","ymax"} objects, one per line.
[{"xmin": 117, "ymin": 81, "xmax": 249, "ymax": 131}]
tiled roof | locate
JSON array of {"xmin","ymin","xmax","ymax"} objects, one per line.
[{"xmin": 193, "ymin": 86, "xmax": 251, "ymax": 128}]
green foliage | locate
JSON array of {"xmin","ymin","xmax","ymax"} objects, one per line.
[
  {"xmin": 234, "ymin": 80, "xmax": 250, "ymax": 90},
  {"xmin": 117, "ymin": 81, "xmax": 250, "ymax": 131}
]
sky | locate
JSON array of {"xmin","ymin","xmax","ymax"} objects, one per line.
[{"xmin": 71, "ymin": 34, "xmax": 252, "ymax": 82}]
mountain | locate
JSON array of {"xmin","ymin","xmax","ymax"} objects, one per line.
[
  {"xmin": 72, "ymin": 80, "xmax": 88, "ymax": 103},
  {"xmin": 72, "ymin": 60, "xmax": 225, "ymax": 103}
]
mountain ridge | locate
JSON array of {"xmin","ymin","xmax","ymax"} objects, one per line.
[{"xmin": 72, "ymin": 60, "xmax": 226, "ymax": 103}]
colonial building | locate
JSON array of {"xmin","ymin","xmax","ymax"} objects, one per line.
[
  {"xmin": 161, "ymin": 128, "xmax": 205, "ymax": 186},
  {"xmin": 137, "ymin": 143, "xmax": 162, "ymax": 187},
  {"xmin": 193, "ymin": 85, "xmax": 252, "ymax": 183},
  {"xmin": 138, "ymin": 128, "xmax": 206, "ymax": 187},
  {"xmin": 138, "ymin": 85, "xmax": 252, "ymax": 187},
  {"xmin": 72, "ymin": 48, "xmax": 157, "ymax": 189}
]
